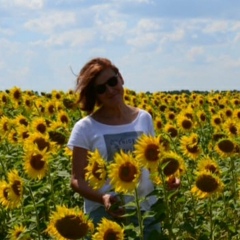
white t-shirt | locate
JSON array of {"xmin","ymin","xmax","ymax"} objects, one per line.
[{"xmin": 67, "ymin": 109, "xmax": 156, "ymax": 213}]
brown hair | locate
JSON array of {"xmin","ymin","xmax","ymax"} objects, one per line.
[{"xmin": 75, "ymin": 57, "xmax": 119, "ymax": 113}]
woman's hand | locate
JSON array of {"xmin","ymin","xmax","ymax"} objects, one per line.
[
  {"xmin": 167, "ymin": 176, "xmax": 181, "ymax": 190},
  {"xmin": 102, "ymin": 194, "xmax": 125, "ymax": 219}
]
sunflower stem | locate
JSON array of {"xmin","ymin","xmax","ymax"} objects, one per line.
[
  {"xmin": 134, "ymin": 188, "xmax": 144, "ymax": 240},
  {"xmin": 209, "ymin": 196, "xmax": 214, "ymax": 240},
  {"xmin": 27, "ymin": 185, "xmax": 41, "ymax": 240},
  {"xmin": 158, "ymin": 169, "xmax": 175, "ymax": 239},
  {"xmin": 47, "ymin": 167, "xmax": 56, "ymax": 209}
]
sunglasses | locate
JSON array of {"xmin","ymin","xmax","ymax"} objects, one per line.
[{"xmin": 95, "ymin": 74, "xmax": 119, "ymax": 95}]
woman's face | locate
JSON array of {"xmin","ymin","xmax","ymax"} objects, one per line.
[{"xmin": 94, "ymin": 68, "xmax": 124, "ymax": 107}]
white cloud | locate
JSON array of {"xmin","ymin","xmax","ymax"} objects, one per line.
[
  {"xmin": 203, "ymin": 20, "xmax": 228, "ymax": 33},
  {"xmin": 24, "ymin": 11, "xmax": 76, "ymax": 34},
  {"xmin": 187, "ymin": 47, "xmax": 204, "ymax": 62},
  {"xmin": 31, "ymin": 29, "xmax": 95, "ymax": 47},
  {"xmin": 0, "ymin": 0, "xmax": 44, "ymax": 9},
  {"xmin": 127, "ymin": 32, "xmax": 158, "ymax": 48}
]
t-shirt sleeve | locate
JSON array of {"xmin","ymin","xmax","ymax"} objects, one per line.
[{"xmin": 67, "ymin": 120, "xmax": 90, "ymax": 150}]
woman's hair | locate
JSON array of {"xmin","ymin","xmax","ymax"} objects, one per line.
[{"xmin": 75, "ymin": 57, "xmax": 119, "ymax": 113}]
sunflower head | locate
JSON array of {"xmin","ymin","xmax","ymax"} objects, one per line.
[
  {"xmin": 108, "ymin": 150, "xmax": 141, "ymax": 194},
  {"xmin": 46, "ymin": 205, "xmax": 94, "ymax": 240},
  {"xmin": 215, "ymin": 138, "xmax": 235, "ymax": 157},
  {"xmin": 134, "ymin": 134, "xmax": 161, "ymax": 171},
  {"xmin": 85, "ymin": 149, "xmax": 107, "ymax": 190},
  {"xmin": 92, "ymin": 218, "xmax": 124, "ymax": 240},
  {"xmin": 159, "ymin": 152, "xmax": 185, "ymax": 177},
  {"xmin": 191, "ymin": 170, "xmax": 224, "ymax": 198}
]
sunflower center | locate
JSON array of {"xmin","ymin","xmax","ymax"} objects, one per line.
[
  {"xmin": 196, "ymin": 174, "xmax": 218, "ymax": 193},
  {"xmin": 104, "ymin": 229, "xmax": 118, "ymax": 240},
  {"xmin": 11, "ymin": 180, "xmax": 21, "ymax": 196},
  {"xmin": 30, "ymin": 154, "xmax": 45, "ymax": 170},
  {"xmin": 119, "ymin": 162, "xmax": 137, "ymax": 182},
  {"xmin": 218, "ymin": 139, "xmax": 234, "ymax": 153},
  {"xmin": 37, "ymin": 123, "xmax": 47, "ymax": 134},
  {"xmin": 144, "ymin": 144, "xmax": 159, "ymax": 161},
  {"xmin": 182, "ymin": 119, "xmax": 192, "ymax": 129},
  {"xmin": 225, "ymin": 110, "xmax": 232, "ymax": 117},
  {"xmin": 49, "ymin": 131, "xmax": 66, "ymax": 145},
  {"xmin": 34, "ymin": 137, "xmax": 50, "ymax": 151},
  {"xmin": 205, "ymin": 164, "xmax": 218, "ymax": 174},
  {"xmin": 3, "ymin": 122, "xmax": 8, "ymax": 131},
  {"xmin": 55, "ymin": 215, "xmax": 88, "ymax": 239},
  {"xmin": 186, "ymin": 144, "xmax": 199, "ymax": 153},
  {"xmin": 20, "ymin": 119, "xmax": 28, "ymax": 126},
  {"xmin": 13, "ymin": 90, "xmax": 21, "ymax": 99},
  {"xmin": 161, "ymin": 158, "xmax": 180, "ymax": 176},
  {"xmin": 92, "ymin": 162, "xmax": 102, "ymax": 180},
  {"xmin": 229, "ymin": 126, "xmax": 237, "ymax": 135},
  {"xmin": 200, "ymin": 114, "xmax": 206, "ymax": 121},
  {"xmin": 60, "ymin": 115, "xmax": 69, "ymax": 124},
  {"xmin": 214, "ymin": 118, "xmax": 221, "ymax": 125},
  {"xmin": 167, "ymin": 127, "xmax": 178, "ymax": 138},
  {"xmin": 48, "ymin": 105, "xmax": 55, "ymax": 114},
  {"xmin": 3, "ymin": 188, "xmax": 9, "ymax": 200}
]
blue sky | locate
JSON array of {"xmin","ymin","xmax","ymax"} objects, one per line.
[{"xmin": 1, "ymin": 0, "xmax": 240, "ymax": 93}]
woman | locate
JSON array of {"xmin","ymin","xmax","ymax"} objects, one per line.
[{"xmin": 67, "ymin": 57, "xmax": 161, "ymax": 238}]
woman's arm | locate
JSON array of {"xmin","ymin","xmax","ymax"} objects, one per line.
[
  {"xmin": 71, "ymin": 146, "xmax": 104, "ymax": 204},
  {"xmin": 70, "ymin": 146, "xmax": 124, "ymax": 217}
]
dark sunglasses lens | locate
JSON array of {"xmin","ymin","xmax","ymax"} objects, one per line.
[
  {"xmin": 107, "ymin": 76, "xmax": 118, "ymax": 87},
  {"xmin": 95, "ymin": 85, "xmax": 106, "ymax": 94}
]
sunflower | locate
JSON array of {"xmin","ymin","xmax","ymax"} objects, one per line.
[
  {"xmin": 23, "ymin": 148, "xmax": 50, "ymax": 180},
  {"xmin": 159, "ymin": 152, "xmax": 185, "ymax": 176},
  {"xmin": 233, "ymin": 108, "xmax": 240, "ymax": 121},
  {"xmin": 48, "ymin": 121, "xmax": 68, "ymax": 145},
  {"xmin": 211, "ymin": 114, "xmax": 223, "ymax": 129},
  {"xmin": 7, "ymin": 129, "xmax": 18, "ymax": 145},
  {"xmin": 163, "ymin": 123, "xmax": 178, "ymax": 138},
  {"xmin": 8, "ymin": 224, "xmax": 31, "ymax": 240},
  {"xmin": 45, "ymin": 100, "xmax": 56, "ymax": 115},
  {"xmin": 14, "ymin": 114, "xmax": 29, "ymax": 127},
  {"xmin": 92, "ymin": 218, "xmax": 124, "ymax": 240},
  {"xmin": 134, "ymin": 134, "xmax": 161, "ymax": 171},
  {"xmin": 57, "ymin": 110, "xmax": 70, "ymax": 125},
  {"xmin": 22, "ymin": 94, "xmax": 34, "ymax": 111},
  {"xmin": 222, "ymin": 119, "xmax": 240, "ymax": 137},
  {"xmin": 23, "ymin": 132, "xmax": 54, "ymax": 153},
  {"xmin": 191, "ymin": 170, "xmax": 224, "ymax": 198},
  {"xmin": 16, "ymin": 125, "xmax": 30, "ymax": 143},
  {"xmin": 197, "ymin": 156, "xmax": 220, "ymax": 175},
  {"xmin": 108, "ymin": 150, "xmax": 141, "ymax": 194},
  {"xmin": 180, "ymin": 133, "xmax": 202, "ymax": 160},
  {"xmin": 0, "ymin": 180, "xmax": 13, "ymax": 209},
  {"xmin": 46, "ymin": 205, "xmax": 94, "ymax": 240},
  {"xmin": 215, "ymin": 138, "xmax": 236, "ymax": 157},
  {"xmin": 221, "ymin": 107, "xmax": 233, "ymax": 119},
  {"xmin": 9, "ymin": 86, "xmax": 22, "ymax": 102},
  {"xmin": 85, "ymin": 149, "xmax": 107, "ymax": 190},
  {"xmin": 7, "ymin": 170, "xmax": 23, "ymax": 207},
  {"xmin": 154, "ymin": 115, "xmax": 163, "ymax": 133},
  {"xmin": 31, "ymin": 117, "xmax": 48, "ymax": 135},
  {"xmin": 176, "ymin": 114, "xmax": 194, "ymax": 132},
  {"xmin": 166, "ymin": 111, "xmax": 176, "ymax": 122},
  {"xmin": 0, "ymin": 115, "xmax": 12, "ymax": 135},
  {"xmin": 196, "ymin": 110, "xmax": 208, "ymax": 125},
  {"xmin": 51, "ymin": 90, "xmax": 62, "ymax": 100}
]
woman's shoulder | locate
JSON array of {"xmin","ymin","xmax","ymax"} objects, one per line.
[
  {"xmin": 137, "ymin": 108, "xmax": 152, "ymax": 118},
  {"xmin": 74, "ymin": 115, "xmax": 95, "ymax": 128}
]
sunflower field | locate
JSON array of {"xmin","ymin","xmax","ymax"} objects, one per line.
[{"xmin": 0, "ymin": 87, "xmax": 239, "ymax": 240}]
